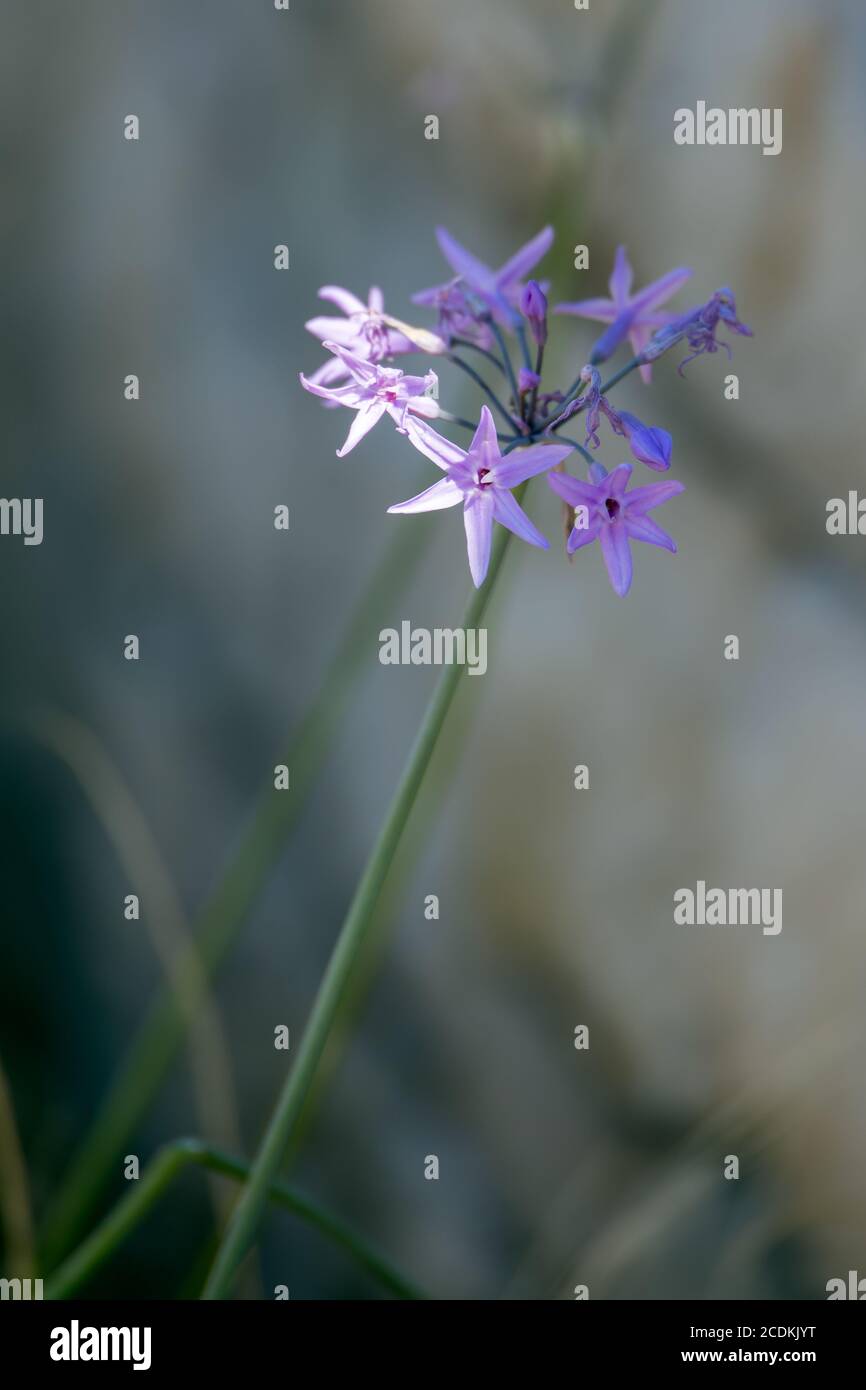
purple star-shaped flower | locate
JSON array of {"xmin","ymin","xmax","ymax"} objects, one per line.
[
  {"xmin": 554, "ymin": 247, "xmax": 692, "ymax": 382},
  {"xmin": 415, "ymin": 225, "xmax": 554, "ymax": 331},
  {"xmin": 300, "ymin": 342, "xmax": 440, "ymax": 456},
  {"xmin": 388, "ymin": 407, "xmax": 573, "ymax": 587},
  {"xmin": 305, "ymin": 284, "xmax": 444, "ymax": 393},
  {"xmin": 548, "ymin": 461, "xmax": 684, "ymax": 596}
]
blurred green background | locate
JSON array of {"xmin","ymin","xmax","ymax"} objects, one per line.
[{"xmin": 1, "ymin": 0, "xmax": 865, "ymax": 1299}]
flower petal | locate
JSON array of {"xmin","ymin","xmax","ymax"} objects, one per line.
[
  {"xmin": 492, "ymin": 489, "xmax": 549, "ymax": 549},
  {"xmin": 547, "ymin": 470, "xmax": 600, "ymax": 507},
  {"xmin": 552, "ymin": 298, "xmax": 617, "ymax": 322},
  {"xmin": 567, "ymin": 517, "xmax": 602, "ymax": 554},
  {"xmin": 381, "ymin": 314, "xmax": 447, "ymax": 355},
  {"xmin": 599, "ymin": 524, "xmax": 633, "ymax": 596},
  {"xmin": 403, "ymin": 415, "xmax": 468, "ymax": 471},
  {"xmin": 495, "ymin": 226, "xmax": 554, "ymax": 288},
  {"xmin": 630, "ymin": 266, "xmax": 693, "ymax": 316},
  {"xmin": 435, "ymin": 227, "xmax": 497, "ymax": 294},
  {"xmin": 625, "ymin": 479, "xmax": 685, "ymax": 516},
  {"xmin": 625, "ymin": 513, "xmax": 677, "ymax": 552},
  {"xmin": 387, "ymin": 478, "xmax": 464, "ymax": 514},
  {"xmin": 305, "ymin": 315, "xmax": 364, "ymax": 345},
  {"xmin": 469, "ymin": 404, "xmax": 501, "ymax": 460},
  {"xmin": 336, "ymin": 401, "xmax": 386, "ymax": 456},
  {"xmin": 606, "ymin": 463, "xmax": 633, "ymax": 497},
  {"xmin": 494, "ymin": 442, "xmax": 574, "ymax": 488},
  {"xmin": 317, "ymin": 285, "xmax": 367, "ymax": 315},
  {"xmin": 299, "ymin": 373, "xmax": 363, "ymax": 406},
  {"xmin": 627, "ymin": 323, "xmax": 655, "ymax": 383},
  {"xmin": 463, "ymin": 490, "xmax": 495, "ymax": 587},
  {"xmin": 608, "ymin": 246, "xmax": 633, "ymax": 307},
  {"xmin": 322, "ymin": 340, "xmax": 379, "ymax": 384},
  {"xmin": 305, "ymin": 355, "xmax": 349, "ymax": 388},
  {"xmin": 590, "ymin": 309, "xmax": 635, "ymax": 363}
]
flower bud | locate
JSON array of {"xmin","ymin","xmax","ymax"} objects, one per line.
[
  {"xmin": 519, "ymin": 279, "xmax": 548, "ymax": 346},
  {"xmin": 518, "ymin": 367, "xmax": 541, "ymax": 394}
]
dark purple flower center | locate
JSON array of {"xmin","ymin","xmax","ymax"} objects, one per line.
[
  {"xmin": 477, "ymin": 466, "xmax": 492, "ymax": 486},
  {"xmin": 605, "ymin": 497, "xmax": 621, "ymax": 520}
]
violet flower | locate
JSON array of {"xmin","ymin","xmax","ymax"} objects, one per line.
[
  {"xmin": 300, "ymin": 342, "xmax": 439, "ymax": 457},
  {"xmin": 411, "ymin": 277, "xmax": 496, "ymax": 351},
  {"xmin": 554, "ymin": 247, "xmax": 691, "ymax": 382},
  {"xmin": 420, "ymin": 225, "xmax": 554, "ymax": 331},
  {"xmin": 548, "ymin": 461, "xmax": 684, "ymax": 596},
  {"xmin": 388, "ymin": 406, "xmax": 573, "ymax": 587},
  {"xmin": 642, "ymin": 288, "xmax": 753, "ymax": 375},
  {"xmin": 305, "ymin": 284, "xmax": 445, "ymax": 392}
]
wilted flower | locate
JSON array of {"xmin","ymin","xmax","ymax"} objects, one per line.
[
  {"xmin": 388, "ymin": 407, "xmax": 573, "ymax": 586},
  {"xmin": 300, "ymin": 342, "xmax": 439, "ymax": 456},
  {"xmin": 550, "ymin": 367, "xmax": 671, "ymax": 470},
  {"xmin": 642, "ymin": 287, "xmax": 753, "ymax": 375},
  {"xmin": 548, "ymin": 462, "xmax": 684, "ymax": 596},
  {"xmin": 555, "ymin": 247, "xmax": 691, "ymax": 381}
]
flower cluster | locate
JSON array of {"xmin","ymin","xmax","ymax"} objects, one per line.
[{"xmin": 301, "ymin": 230, "xmax": 751, "ymax": 596}]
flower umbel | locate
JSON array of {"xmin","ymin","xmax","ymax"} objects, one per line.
[
  {"xmin": 300, "ymin": 224, "xmax": 750, "ymax": 598},
  {"xmin": 548, "ymin": 462, "xmax": 685, "ymax": 597},
  {"xmin": 388, "ymin": 407, "xmax": 573, "ymax": 587}
]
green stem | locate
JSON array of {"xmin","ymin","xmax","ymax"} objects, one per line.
[
  {"xmin": 39, "ymin": 521, "xmax": 432, "ymax": 1270},
  {"xmin": 487, "ymin": 319, "xmax": 522, "ymax": 412},
  {"xmin": 599, "ymin": 355, "xmax": 645, "ymax": 394},
  {"xmin": 441, "ymin": 411, "xmax": 511, "ymax": 441},
  {"xmin": 528, "ymin": 343, "xmax": 544, "ymax": 426},
  {"xmin": 550, "ymin": 355, "xmax": 644, "ymax": 433},
  {"xmin": 449, "ymin": 337, "xmax": 506, "ymax": 376},
  {"xmin": 450, "ymin": 354, "xmax": 516, "ymax": 429},
  {"xmin": 45, "ymin": 1139, "xmax": 421, "ymax": 1301},
  {"xmin": 515, "ymin": 322, "xmax": 533, "ymax": 373},
  {"xmin": 201, "ymin": 488, "xmax": 527, "ymax": 1299},
  {"xmin": 557, "ymin": 435, "xmax": 596, "ymax": 468}
]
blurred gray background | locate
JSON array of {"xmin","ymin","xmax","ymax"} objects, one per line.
[{"xmin": 1, "ymin": 0, "xmax": 865, "ymax": 1299}]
